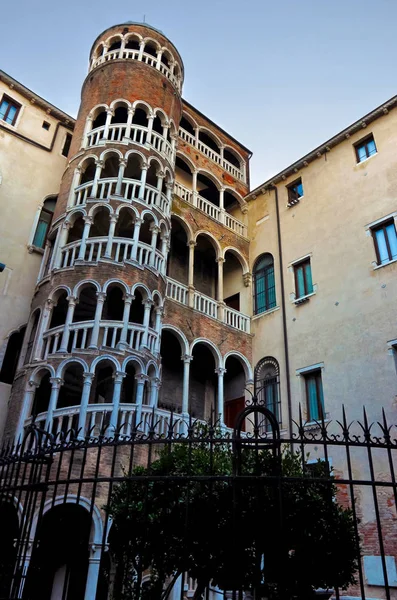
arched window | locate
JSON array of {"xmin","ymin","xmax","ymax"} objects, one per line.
[
  {"xmin": 0, "ymin": 327, "xmax": 26, "ymax": 384},
  {"xmin": 253, "ymin": 253, "xmax": 276, "ymax": 314},
  {"xmin": 32, "ymin": 197, "xmax": 57, "ymax": 249},
  {"xmin": 254, "ymin": 357, "xmax": 280, "ymax": 432}
]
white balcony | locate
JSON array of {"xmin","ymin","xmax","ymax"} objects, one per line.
[
  {"xmin": 179, "ymin": 127, "xmax": 246, "ymax": 182},
  {"xmin": 26, "ymin": 403, "xmax": 187, "ymax": 440},
  {"xmin": 42, "ymin": 320, "xmax": 158, "ymax": 359},
  {"xmin": 166, "ymin": 277, "xmax": 251, "ymax": 333},
  {"xmin": 91, "ymin": 49, "xmax": 182, "ymax": 91},
  {"xmin": 173, "ymin": 182, "xmax": 247, "ymax": 237},
  {"xmin": 73, "ymin": 178, "xmax": 170, "ymax": 215},
  {"xmin": 59, "ymin": 237, "xmax": 165, "ymax": 273},
  {"xmin": 86, "ymin": 123, "xmax": 175, "ymax": 164}
]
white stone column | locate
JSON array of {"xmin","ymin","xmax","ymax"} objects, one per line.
[
  {"xmin": 165, "ymin": 181, "xmax": 173, "ymax": 215},
  {"xmin": 140, "ymin": 300, "xmax": 154, "ymax": 349},
  {"xmin": 37, "ymin": 240, "xmax": 51, "ymax": 282},
  {"xmin": 154, "ymin": 306, "xmax": 163, "ymax": 353},
  {"xmin": 135, "ymin": 374, "xmax": 147, "ymax": 426},
  {"xmin": 103, "ymin": 108, "xmax": 113, "ymax": 140},
  {"xmin": 215, "ymin": 367, "xmax": 226, "ymax": 425},
  {"xmin": 146, "ymin": 114, "xmax": 154, "ymax": 146},
  {"xmin": 149, "ymin": 224, "xmax": 160, "ymax": 267},
  {"xmin": 54, "ymin": 222, "xmax": 71, "ymax": 269},
  {"xmin": 67, "ymin": 167, "xmax": 82, "ymax": 208},
  {"xmin": 109, "ymin": 371, "xmax": 126, "ymax": 433},
  {"xmin": 33, "ymin": 299, "xmax": 55, "ymax": 361},
  {"xmin": 139, "ymin": 163, "xmax": 148, "ymax": 200},
  {"xmin": 115, "ymin": 159, "xmax": 126, "ymax": 196},
  {"xmin": 118, "ymin": 38, "xmax": 126, "ymax": 58},
  {"xmin": 84, "ymin": 543, "xmax": 102, "ymax": 600},
  {"xmin": 149, "ymin": 377, "xmax": 160, "ymax": 407},
  {"xmin": 219, "ymin": 187, "xmax": 225, "ymax": 224},
  {"xmin": 15, "ymin": 383, "xmax": 39, "ymax": 444},
  {"xmin": 156, "ymin": 49, "xmax": 162, "ymax": 69},
  {"xmin": 131, "ymin": 217, "xmax": 142, "ymax": 261},
  {"xmin": 170, "ymin": 132, "xmax": 178, "ymax": 161},
  {"xmin": 216, "ymin": 257, "xmax": 225, "ymax": 321},
  {"xmin": 78, "ymin": 216, "xmax": 93, "ymax": 260},
  {"xmin": 90, "ymin": 161, "xmax": 104, "ymax": 199},
  {"xmin": 58, "ymin": 296, "xmax": 77, "ymax": 352},
  {"xmin": 105, "ymin": 214, "xmax": 118, "ymax": 258},
  {"xmin": 78, "ymin": 372, "xmax": 94, "ymax": 438},
  {"xmin": 44, "ymin": 377, "xmax": 63, "ymax": 432},
  {"xmin": 82, "ymin": 115, "xmax": 93, "ymax": 149},
  {"xmin": 188, "ymin": 241, "xmax": 196, "ymax": 308},
  {"xmin": 192, "ymin": 171, "xmax": 198, "ymax": 207},
  {"xmin": 88, "ymin": 292, "xmax": 106, "ymax": 349},
  {"xmin": 182, "ymin": 355, "xmax": 192, "ymax": 415},
  {"xmin": 125, "ymin": 107, "xmax": 134, "ymax": 140},
  {"xmin": 156, "ymin": 171, "xmax": 165, "ymax": 210},
  {"xmin": 138, "ymin": 39, "xmax": 145, "ymax": 60},
  {"xmin": 118, "ymin": 293, "xmax": 134, "ymax": 349}
]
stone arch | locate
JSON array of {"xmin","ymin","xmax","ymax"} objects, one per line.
[
  {"xmin": 175, "ymin": 150, "xmax": 196, "ymax": 174},
  {"xmin": 48, "ymin": 285, "xmax": 72, "ymax": 301},
  {"xmin": 222, "ymin": 246, "xmax": 249, "ymax": 273},
  {"xmin": 223, "ymin": 186, "xmax": 245, "ymax": 208},
  {"xmin": 131, "ymin": 282, "xmax": 152, "ymax": 301},
  {"xmin": 64, "ymin": 207, "xmax": 87, "ymax": 225},
  {"xmin": 77, "ymin": 153, "xmax": 99, "ymax": 170},
  {"xmin": 88, "ymin": 103, "xmax": 109, "ymax": 120},
  {"xmin": 55, "ymin": 357, "xmax": 89, "ymax": 379},
  {"xmin": 190, "ymin": 338, "xmax": 221, "ymax": 368},
  {"xmin": 102, "ymin": 278, "xmax": 130, "ymax": 295},
  {"xmin": 193, "ymin": 230, "xmax": 221, "ymax": 258},
  {"xmin": 29, "ymin": 364, "xmax": 56, "ymax": 385},
  {"xmin": 140, "ymin": 208, "xmax": 158, "ymax": 226},
  {"xmin": 196, "ymin": 167, "xmax": 223, "ymax": 190},
  {"xmin": 99, "ymin": 147, "xmax": 124, "ymax": 163},
  {"xmin": 146, "ymin": 360, "xmax": 160, "ymax": 378},
  {"xmin": 223, "ymin": 145, "xmax": 244, "ymax": 169},
  {"xmin": 124, "ymin": 148, "xmax": 147, "ymax": 164},
  {"xmin": 121, "ymin": 355, "xmax": 145, "ymax": 374},
  {"xmin": 109, "ymin": 98, "xmax": 132, "ymax": 111},
  {"xmin": 89, "ymin": 354, "xmax": 121, "ymax": 374},
  {"xmin": 132, "ymin": 99, "xmax": 153, "ymax": 115},
  {"xmin": 223, "ymin": 351, "xmax": 254, "ymax": 381},
  {"xmin": 160, "ymin": 324, "xmax": 189, "ymax": 356},
  {"xmin": 73, "ymin": 279, "xmax": 101, "ymax": 297},
  {"xmin": 88, "ymin": 202, "xmax": 114, "ymax": 218},
  {"xmin": 152, "ymin": 290, "xmax": 164, "ymax": 308}
]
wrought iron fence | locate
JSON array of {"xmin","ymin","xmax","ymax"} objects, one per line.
[{"xmin": 0, "ymin": 402, "xmax": 396, "ymax": 600}]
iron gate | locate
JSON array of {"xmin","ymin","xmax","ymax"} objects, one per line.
[{"xmin": 0, "ymin": 401, "xmax": 397, "ymax": 600}]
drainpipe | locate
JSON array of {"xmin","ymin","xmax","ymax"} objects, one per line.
[{"xmin": 266, "ymin": 184, "xmax": 293, "ymax": 438}]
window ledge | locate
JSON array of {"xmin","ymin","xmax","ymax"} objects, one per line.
[
  {"xmin": 252, "ymin": 306, "xmax": 280, "ymax": 320},
  {"xmin": 356, "ymin": 152, "xmax": 377, "ymax": 166},
  {"xmin": 304, "ymin": 418, "xmax": 330, "ymax": 430},
  {"xmin": 27, "ymin": 245, "xmax": 44, "ymax": 255},
  {"xmin": 293, "ymin": 291, "xmax": 316, "ymax": 305},
  {"xmin": 373, "ymin": 257, "xmax": 397, "ymax": 270}
]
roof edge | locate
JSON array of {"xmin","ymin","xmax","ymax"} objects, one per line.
[
  {"xmin": 246, "ymin": 93, "xmax": 397, "ymax": 200},
  {"xmin": 0, "ymin": 70, "xmax": 75, "ymax": 128}
]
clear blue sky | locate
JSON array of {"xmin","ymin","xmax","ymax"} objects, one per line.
[{"xmin": 2, "ymin": 0, "xmax": 397, "ymax": 188}]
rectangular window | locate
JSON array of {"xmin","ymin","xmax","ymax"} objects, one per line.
[
  {"xmin": 0, "ymin": 95, "xmax": 21, "ymax": 126},
  {"xmin": 304, "ymin": 370, "xmax": 324, "ymax": 421},
  {"xmin": 372, "ymin": 220, "xmax": 397, "ymax": 265},
  {"xmin": 355, "ymin": 134, "xmax": 377, "ymax": 163},
  {"xmin": 62, "ymin": 133, "xmax": 72, "ymax": 157},
  {"xmin": 294, "ymin": 258, "xmax": 313, "ymax": 299},
  {"xmin": 287, "ymin": 178, "xmax": 303, "ymax": 205},
  {"xmin": 42, "ymin": 120, "xmax": 50, "ymax": 130}
]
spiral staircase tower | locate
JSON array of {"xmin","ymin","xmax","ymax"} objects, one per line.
[{"xmin": 8, "ymin": 23, "xmax": 184, "ymax": 440}]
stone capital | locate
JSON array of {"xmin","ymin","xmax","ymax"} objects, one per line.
[
  {"xmin": 135, "ymin": 373, "xmax": 149, "ymax": 384},
  {"xmin": 113, "ymin": 371, "xmax": 126, "ymax": 384},
  {"xmin": 83, "ymin": 215, "xmax": 93, "ymax": 225},
  {"xmin": 49, "ymin": 377, "xmax": 63, "ymax": 389},
  {"xmin": 83, "ymin": 372, "xmax": 95, "ymax": 384},
  {"xmin": 66, "ymin": 295, "xmax": 78, "ymax": 306},
  {"xmin": 109, "ymin": 214, "xmax": 119, "ymax": 224},
  {"xmin": 188, "ymin": 240, "xmax": 197, "ymax": 249},
  {"xmin": 123, "ymin": 293, "xmax": 134, "ymax": 304},
  {"xmin": 243, "ymin": 272, "xmax": 251, "ymax": 287},
  {"xmin": 96, "ymin": 291, "xmax": 107, "ymax": 302},
  {"xmin": 216, "ymin": 257, "xmax": 225, "ymax": 264},
  {"xmin": 45, "ymin": 298, "xmax": 56, "ymax": 309},
  {"xmin": 215, "ymin": 367, "xmax": 227, "ymax": 376},
  {"xmin": 182, "ymin": 354, "xmax": 193, "ymax": 363}
]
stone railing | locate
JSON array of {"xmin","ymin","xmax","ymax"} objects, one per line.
[
  {"xmin": 73, "ymin": 178, "xmax": 170, "ymax": 214},
  {"xmin": 173, "ymin": 182, "xmax": 247, "ymax": 237},
  {"xmin": 59, "ymin": 237, "xmax": 165, "ymax": 273},
  {"xmin": 91, "ymin": 49, "xmax": 182, "ymax": 92},
  {"xmin": 28, "ymin": 403, "xmax": 187, "ymax": 440},
  {"xmin": 86, "ymin": 123, "xmax": 174, "ymax": 163},
  {"xmin": 179, "ymin": 127, "xmax": 246, "ymax": 182},
  {"xmin": 42, "ymin": 320, "xmax": 158, "ymax": 358},
  {"xmin": 166, "ymin": 277, "xmax": 251, "ymax": 333}
]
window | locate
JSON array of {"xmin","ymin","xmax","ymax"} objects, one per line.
[
  {"xmin": 0, "ymin": 327, "xmax": 26, "ymax": 384},
  {"xmin": 355, "ymin": 134, "xmax": 377, "ymax": 163},
  {"xmin": 287, "ymin": 178, "xmax": 303, "ymax": 205},
  {"xmin": 42, "ymin": 121, "xmax": 50, "ymax": 130},
  {"xmin": 254, "ymin": 357, "xmax": 281, "ymax": 432},
  {"xmin": 254, "ymin": 253, "xmax": 276, "ymax": 314},
  {"xmin": 62, "ymin": 133, "xmax": 72, "ymax": 157},
  {"xmin": 304, "ymin": 370, "xmax": 324, "ymax": 422},
  {"xmin": 372, "ymin": 220, "xmax": 397, "ymax": 265},
  {"xmin": 0, "ymin": 95, "xmax": 21, "ymax": 126},
  {"xmin": 294, "ymin": 258, "xmax": 313, "ymax": 299},
  {"xmin": 32, "ymin": 197, "xmax": 57, "ymax": 249}
]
